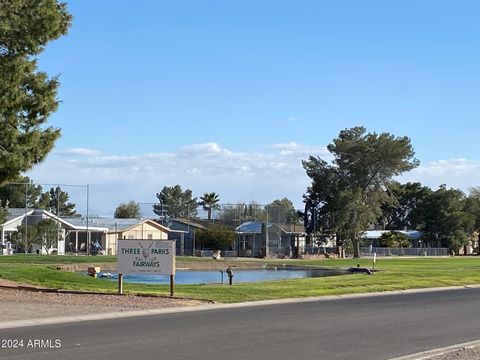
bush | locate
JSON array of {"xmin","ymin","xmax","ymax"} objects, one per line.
[
  {"xmin": 196, "ymin": 224, "xmax": 235, "ymax": 250},
  {"xmin": 447, "ymin": 230, "xmax": 469, "ymax": 253},
  {"xmin": 379, "ymin": 231, "xmax": 411, "ymax": 248}
]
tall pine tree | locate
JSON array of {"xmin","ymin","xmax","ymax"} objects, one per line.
[
  {"xmin": 303, "ymin": 127, "xmax": 419, "ymax": 258},
  {"xmin": 0, "ymin": 1, "xmax": 72, "ymax": 185},
  {"xmin": 39, "ymin": 186, "xmax": 77, "ymax": 216}
]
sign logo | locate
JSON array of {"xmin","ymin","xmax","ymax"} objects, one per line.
[{"xmin": 140, "ymin": 242, "xmax": 153, "ymax": 260}]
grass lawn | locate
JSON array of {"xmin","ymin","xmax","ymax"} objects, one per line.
[
  {"xmin": 0, "ymin": 254, "xmax": 117, "ymax": 264},
  {"xmin": 0, "ymin": 255, "xmax": 479, "ymax": 303}
]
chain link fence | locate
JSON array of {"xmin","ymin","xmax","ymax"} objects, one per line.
[
  {"xmin": 141, "ymin": 203, "xmax": 452, "ymax": 258},
  {"xmin": 360, "ymin": 247, "xmax": 450, "ymax": 257},
  {"xmin": 158, "ymin": 203, "xmax": 310, "ymax": 258},
  {"xmin": 0, "ymin": 188, "xmax": 452, "ymax": 259}
]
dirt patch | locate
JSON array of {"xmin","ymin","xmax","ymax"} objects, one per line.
[
  {"xmin": 0, "ymin": 278, "xmax": 30, "ymax": 287},
  {"xmin": 425, "ymin": 346, "xmax": 480, "ymax": 360},
  {"xmin": 0, "ymin": 288, "xmax": 204, "ymax": 322}
]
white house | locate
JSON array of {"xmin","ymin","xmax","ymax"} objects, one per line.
[
  {"xmin": 0, "ymin": 208, "xmax": 108, "ymax": 254},
  {"xmin": 0, "ymin": 209, "xmax": 181, "ymax": 255}
]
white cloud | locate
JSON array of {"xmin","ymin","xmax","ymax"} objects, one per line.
[
  {"xmin": 28, "ymin": 143, "xmax": 319, "ymax": 215},
  {"xmin": 267, "ymin": 142, "xmax": 329, "ymax": 157},
  {"xmin": 399, "ymin": 158, "xmax": 480, "ymax": 193},
  {"xmin": 58, "ymin": 148, "xmax": 102, "ymax": 157},
  {"xmin": 288, "ymin": 115, "xmax": 300, "ymax": 121},
  {"xmin": 180, "ymin": 142, "xmax": 232, "ymax": 156},
  {"xmin": 28, "ymin": 144, "xmax": 480, "ymax": 216}
]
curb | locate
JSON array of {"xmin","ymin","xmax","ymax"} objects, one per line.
[
  {"xmin": 389, "ymin": 339, "xmax": 480, "ymax": 360},
  {"xmin": 1, "ymin": 284, "xmax": 480, "ymax": 330},
  {"xmin": 0, "ymin": 284, "xmax": 209, "ymax": 302}
]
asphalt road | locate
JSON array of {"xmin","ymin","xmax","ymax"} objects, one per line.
[{"xmin": 1, "ymin": 287, "xmax": 480, "ymax": 360}]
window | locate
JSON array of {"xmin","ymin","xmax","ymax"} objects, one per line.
[{"xmin": 147, "ymin": 234, "xmax": 153, "ymax": 239}]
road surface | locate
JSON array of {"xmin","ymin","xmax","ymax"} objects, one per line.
[{"xmin": 1, "ymin": 287, "xmax": 479, "ymax": 360}]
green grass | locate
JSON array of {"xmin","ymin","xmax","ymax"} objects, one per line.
[
  {"xmin": 0, "ymin": 255, "xmax": 480, "ymax": 303},
  {"xmin": 0, "ymin": 254, "xmax": 117, "ymax": 264},
  {"xmin": 174, "ymin": 257, "xmax": 480, "ymax": 302}
]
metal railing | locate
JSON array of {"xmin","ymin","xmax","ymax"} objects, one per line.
[
  {"xmin": 360, "ymin": 247, "xmax": 449, "ymax": 257},
  {"xmin": 193, "ymin": 250, "xmax": 238, "ymax": 259}
]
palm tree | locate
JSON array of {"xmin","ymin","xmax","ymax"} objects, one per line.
[{"xmin": 199, "ymin": 192, "xmax": 220, "ymax": 220}]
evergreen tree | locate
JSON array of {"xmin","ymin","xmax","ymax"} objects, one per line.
[
  {"xmin": 416, "ymin": 185, "xmax": 473, "ymax": 251},
  {"xmin": 10, "ymin": 223, "xmax": 37, "ymax": 253},
  {"xmin": 0, "ymin": 201, "xmax": 7, "ymax": 225},
  {"xmin": 153, "ymin": 185, "xmax": 198, "ymax": 219},
  {"xmin": 114, "ymin": 201, "xmax": 141, "ymax": 218},
  {"xmin": 266, "ymin": 198, "xmax": 299, "ymax": 227},
  {"xmin": 39, "ymin": 186, "xmax": 77, "ymax": 216},
  {"xmin": 0, "ymin": 176, "xmax": 43, "ymax": 208},
  {"xmin": 36, "ymin": 218, "xmax": 62, "ymax": 253},
  {"xmin": 380, "ymin": 182, "xmax": 431, "ymax": 230},
  {"xmin": 0, "ymin": 0, "xmax": 72, "ymax": 185},
  {"xmin": 303, "ymin": 127, "xmax": 418, "ymax": 258}
]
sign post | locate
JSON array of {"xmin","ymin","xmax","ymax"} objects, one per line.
[
  {"xmin": 118, "ymin": 273, "xmax": 123, "ymax": 294},
  {"xmin": 117, "ymin": 240, "xmax": 176, "ymax": 296},
  {"xmin": 373, "ymin": 252, "xmax": 377, "ymax": 273}
]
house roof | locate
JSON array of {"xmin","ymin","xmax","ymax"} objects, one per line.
[
  {"xmin": 166, "ymin": 218, "xmax": 207, "ymax": 230},
  {"xmin": 2, "ymin": 209, "xmax": 178, "ymax": 233},
  {"xmin": 31, "ymin": 208, "xmax": 83, "ymax": 230},
  {"xmin": 2, "ymin": 208, "xmax": 93, "ymax": 231},
  {"xmin": 65, "ymin": 217, "xmax": 138, "ymax": 231},
  {"xmin": 235, "ymin": 221, "xmax": 262, "ymax": 234},
  {"xmin": 108, "ymin": 219, "xmax": 172, "ymax": 234},
  {"xmin": 362, "ymin": 230, "xmax": 423, "ymax": 240},
  {"xmin": 64, "ymin": 217, "xmax": 175, "ymax": 233},
  {"xmin": 235, "ymin": 221, "xmax": 289, "ymax": 234},
  {"xmin": 3, "ymin": 208, "xmax": 35, "ymax": 227},
  {"xmin": 7, "ymin": 208, "xmax": 34, "ymax": 218}
]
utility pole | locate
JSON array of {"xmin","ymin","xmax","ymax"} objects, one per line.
[
  {"xmin": 86, "ymin": 184, "xmax": 89, "ymax": 255},
  {"xmin": 265, "ymin": 205, "xmax": 269, "ymax": 258},
  {"xmin": 24, "ymin": 183, "xmax": 28, "ymax": 253},
  {"xmin": 57, "ymin": 185, "xmax": 60, "ymax": 254}
]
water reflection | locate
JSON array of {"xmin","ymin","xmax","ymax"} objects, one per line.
[{"xmin": 98, "ymin": 269, "xmax": 333, "ymax": 285}]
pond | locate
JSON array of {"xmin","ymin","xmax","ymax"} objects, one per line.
[{"xmin": 95, "ymin": 268, "xmax": 337, "ymax": 285}]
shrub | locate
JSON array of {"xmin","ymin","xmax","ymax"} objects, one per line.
[
  {"xmin": 379, "ymin": 231, "xmax": 411, "ymax": 248},
  {"xmin": 196, "ymin": 224, "xmax": 235, "ymax": 250}
]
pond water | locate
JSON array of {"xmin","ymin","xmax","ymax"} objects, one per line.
[{"xmin": 96, "ymin": 268, "xmax": 334, "ymax": 285}]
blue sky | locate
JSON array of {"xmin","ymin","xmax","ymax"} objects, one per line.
[{"xmin": 28, "ymin": 0, "xmax": 480, "ymax": 215}]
